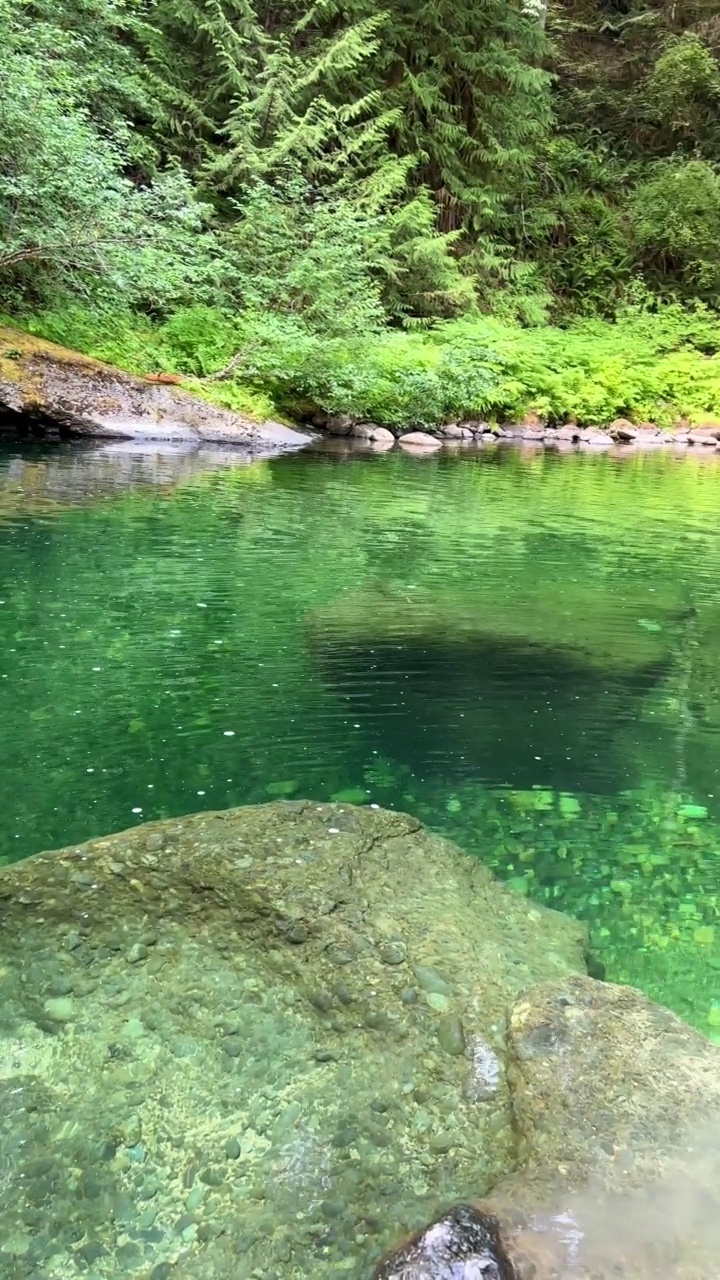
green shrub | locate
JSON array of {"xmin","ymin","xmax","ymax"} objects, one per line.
[
  {"xmin": 20, "ymin": 298, "xmax": 720, "ymax": 429},
  {"xmin": 630, "ymin": 161, "xmax": 720, "ymax": 301}
]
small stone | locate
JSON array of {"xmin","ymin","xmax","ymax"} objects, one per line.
[
  {"xmin": 120, "ymin": 1114, "xmax": 142, "ymax": 1147},
  {"xmin": 398, "ymin": 431, "xmax": 442, "ymax": 450},
  {"xmin": 331, "ymin": 1127, "xmax": 357, "ymax": 1149},
  {"xmin": 579, "ymin": 427, "xmax": 613, "ymax": 445},
  {"xmin": 126, "ymin": 943, "xmax": 149, "ymax": 964},
  {"xmin": 378, "ymin": 941, "xmax": 406, "ymax": 966},
  {"xmin": 117, "ymin": 1242, "xmax": 142, "ymax": 1264},
  {"xmin": 64, "ymin": 931, "xmax": 82, "ymax": 952},
  {"xmin": 365, "ymin": 1121, "xmax": 392, "ymax": 1148},
  {"xmin": 400, "ymin": 987, "xmax": 418, "ymax": 1005},
  {"xmin": 321, "ymin": 1199, "xmax": 345, "ymax": 1220},
  {"xmin": 186, "ymin": 1185, "xmax": 206, "ymax": 1211},
  {"xmin": 437, "ymin": 1013, "xmax": 466, "ymax": 1056},
  {"xmin": 78, "ymin": 1242, "xmax": 106, "ymax": 1265},
  {"xmin": 197, "ymin": 1221, "xmax": 221, "ymax": 1243},
  {"xmin": 430, "ymin": 1131, "xmax": 456, "ymax": 1153},
  {"xmin": 324, "ymin": 413, "xmax": 354, "ymax": 436},
  {"xmin": 314, "ymin": 1048, "xmax": 339, "ymax": 1062},
  {"xmin": 309, "ymin": 990, "xmax": 333, "ymax": 1013},
  {"xmin": 334, "ymin": 983, "xmax": 354, "ymax": 1005},
  {"xmin": 150, "ymin": 1266, "xmax": 173, "ymax": 1280},
  {"xmin": 43, "ymin": 997, "xmax": 74, "ymax": 1022},
  {"xmin": 282, "ymin": 920, "xmax": 310, "ymax": 944},
  {"xmin": 79, "ymin": 1172, "xmax": 103, "ymax": 1199},
  {"xmin": 222, "ymin": 1036, "xmax": 242, "ymax": 1058},
  {"xmin": 609, "ymin": 418, "xmax": 637, "ymax": 441},
  {"xmin": 224, "ymin": 1137, "xmax": 241, "ymax": 1160},
  {"xmin": 414, "ymin": 966, "xmax": 453, "ymax": 996},
  {"xmin": 426, "ymin": 992, "xmax": 451, "ymax": 1013},
  {"xmin": 199, "ymin": 1166, "xmax": 224, "ymax": 1186}
]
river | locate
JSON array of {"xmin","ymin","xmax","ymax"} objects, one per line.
[{"xmin": 1, "ymin": 437, "xmax": 720, "ymax": 1030}]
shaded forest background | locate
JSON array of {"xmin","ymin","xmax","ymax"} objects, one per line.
[{"xmin": 3, "ymin": 0, "xmax": 720, "ymax": 425}]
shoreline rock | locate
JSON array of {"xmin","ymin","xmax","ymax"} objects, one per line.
[
  {"xmin": 0, "ymin": 326, "xmax": 312, "ymax": 452},
  {"xmin": 312, "ymin": 413, "xmax": 720, "ymax": 454}
]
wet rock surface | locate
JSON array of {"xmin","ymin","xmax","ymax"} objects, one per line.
[
  {"xmin": 505, "ymin": 975, "xmax": 720, "ymax": 1187},
  {"xmin": 372, "ymin": 1204, "xmax": 515, "ymax": 1279},
  {"xmin": 4, "ymin": 804, "xmax": 720, "ymax": 1280},
  {"xmin": 0, "ymin": 327, "xmax": 310, "ymax": 451},
  {"xmin": 379, "ymin": 977, "xmax": 720, "ymax": 1280},
  {"xmin": 0, "ymin": 802, "xmax": 586, "ymax": 1280}
]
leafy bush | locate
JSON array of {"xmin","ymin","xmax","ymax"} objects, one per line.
[
  {"xmin": 643, "ymin": 36, "xmax": 720, "ymax": 155},
  {"xmin": 222, "ymin": 178, "xmax": 387, "ymax": 335},
  {"xmin": 0, "ymin": 1, "xmax": 222, "ymax": 311},
  {"xmin": 630, "ymin": 161, "xmax": 720, "ymax": 301},
  {"xmin": 23, "ymin": 297, "xmax": 720, "ymax": 429}
]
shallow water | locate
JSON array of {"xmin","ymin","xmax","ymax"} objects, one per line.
[{"xmin": 2, "ymin": 439, "xmax": 720, "ymax": 1029}]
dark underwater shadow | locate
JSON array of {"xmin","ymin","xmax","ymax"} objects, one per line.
[{"xmin": 311, "ymin": 634, "xmax": 671, "ymax": 795}]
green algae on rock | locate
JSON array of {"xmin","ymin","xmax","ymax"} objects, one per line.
[
  {"xmin": 0, "ymin": 801, "xmax": 586, "ymax": 1280},
  {"xmin": 4, "ymin": 803, "xmax": 720, "ymax": 1280}
]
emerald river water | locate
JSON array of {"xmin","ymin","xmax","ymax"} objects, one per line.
[{"xmin": 2, "ymin": 438, "xmax": 720, "ymax": 1033}]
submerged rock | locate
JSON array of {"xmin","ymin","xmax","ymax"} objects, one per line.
[
  {"xmin": 0, "ymin": 802, "xmax": 586, "ymax": 1280},
  {"xmin": 0, "ymin": 325, "xmax": 310, "ymax": 450},
  {"xmin": 504, "ymin": 973, "xmax": 720, "ymax": 1188},
  {"xmin": 3, "ymin": 804, "xmax": 720, "ymax": 1279}
]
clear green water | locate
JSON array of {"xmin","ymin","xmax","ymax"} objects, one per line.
[{"xmin": 2, "ymin": 440, "xmax": 720, "ymax": 1031}]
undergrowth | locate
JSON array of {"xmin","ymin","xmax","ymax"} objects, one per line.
[{"xmin": 16, "ymin": 300, "xmax": 720, "ymax": 430}]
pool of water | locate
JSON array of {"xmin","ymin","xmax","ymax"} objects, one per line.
[{"xmin": 2, "ymin": 439, "xmax": 720, "ymax": 1030}]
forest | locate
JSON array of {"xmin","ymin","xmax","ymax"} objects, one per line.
[{"xmin": 2, "ymin": 0, "xmax": 720, "ymax": 426}]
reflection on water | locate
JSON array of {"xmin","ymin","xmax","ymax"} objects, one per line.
[{"xmin": 2, "ymin": 440, "xmax": 720, "ymax": 1026}]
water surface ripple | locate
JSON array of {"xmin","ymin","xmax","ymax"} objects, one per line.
[{"xmin": 2, "ymin": 440, "xmax": 720, "ymax": 1025}]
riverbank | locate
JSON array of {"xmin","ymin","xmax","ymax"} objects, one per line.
[
  {"xmin": 0, "ymin": 325, "xmax": 311, "ymax": 452},
  {"xmin": 10, "ymin": 300, "xmax": 720, "ymax": 438}
]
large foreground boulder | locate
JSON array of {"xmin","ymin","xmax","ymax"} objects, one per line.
[
  {"xmin": 3, "ymin": 804, "xmax": 719, "ymax": 1280},
  {"xmin": 0, "ymin": 802, "xmax": 585, "ymax": 1280},
  {"xmin": 0, "ymin": 326, "xmax": 310, "ymax": 450}
]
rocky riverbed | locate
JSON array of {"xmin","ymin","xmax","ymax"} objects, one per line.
[{"xmin": 1, "ymin": 803, "xmax": 719, "ymax": 1280}]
